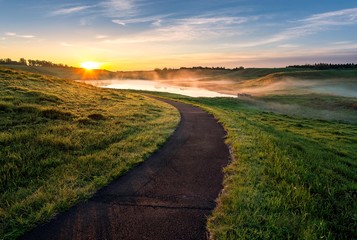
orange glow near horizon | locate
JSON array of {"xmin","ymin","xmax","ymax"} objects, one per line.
[{"xmin": 80, "ymin": 61, "xmax": 101, "ymax": 70}]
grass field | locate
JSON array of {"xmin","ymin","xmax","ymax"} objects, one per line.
[
  {"xmin": 0, "ymin": 65, "xmax": 116, "ymax": 80},
  {"xmin": 0, "ymin": 68, "xmax": 179, "ymax": 240},
  {"xmin": 1, "ymin": 66, "xmax": 356, "ymax": 239},
  {"xmin": 245, "ymin": 94, "xmax": 357, "ymax": 123},
  {"xmin": 146, "ymin": 91, "xmax": 357, "ymax": 239}
]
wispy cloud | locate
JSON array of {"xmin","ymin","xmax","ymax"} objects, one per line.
[
  {"xmin": 326, "ymin": 42, "xmax": 357, "ymax": 50},
  {"xmin": 4, "ymin": 32, "xmax": 35, "ymax": 39},
  {"xmin": 78, "ymin": 15, "xmax": 98, "ymax": 26},
  {"xmin": 235, "ymin": 7, "xmax": 357, "ymax": 47},
  {"xmin": 19, "ymin": 35, "xmax": 35, "ymax": 39},
  {"xmin": 103, "ymin": 0, "xmax": 135, "ymax": 11},
  {"xmin": 154, "ymin": 16, "xmax": 248, "ymax": 40},
  {"xmin": 152, "ymin": 19, "xmax": 162, "ymax": 27},
  {"xmin": 301, "ymin": 7, "xmax": 357, "ymax": 25},
  {"xmin": 106, "ymin": 15, "xmax": 251, "ymax": 44},
  {"xmin": 112, "ymin": 14, "xmax": 169, "ymax": 26},
  {"xmin": 112, "ymin": 20, "xmax": 125, "ymax": 26},
  {"xmin": 51, "ymin": 5, "xmax": 92, "ymax": 16},
  {"xmin": 96, "ymin": 35, "xmax": 109, "ymax": 39},
  {"xmin": 100, "ymin": 0, "xmax": 137, "ymax": 18},
  {"xmin": 278, "ymin": 44, "xmax": 299, "ymax": 48},
  {"xmin": 179, "ymin": 16, "xmax": 247, "ymax": 25},
  {"xmin": 60, "ymin": 42, "xmax": 74, "ymax": 47},
  {"xmin": 331, "ymin": 41, "xmax": 352, "ymax": 45}
]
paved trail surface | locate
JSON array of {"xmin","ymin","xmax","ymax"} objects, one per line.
[{"xmin": 20, "ymin": 98, "xmax": 230, "ymax": 240}]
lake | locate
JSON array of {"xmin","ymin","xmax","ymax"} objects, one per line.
[{"xmin": 76, "ymin": 79, "xmax": 235, "ymax": 98}]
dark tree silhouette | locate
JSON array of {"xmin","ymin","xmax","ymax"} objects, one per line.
[
  {"xmin": 0, "ymin": 58, "xmax": 71, "ymax": 68},
  {"xmin": 287, "ymin": 63, "xmax": 357, "ymax": 70}
]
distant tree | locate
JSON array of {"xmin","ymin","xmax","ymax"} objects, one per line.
[
  {"xmin": 0, "ymin": 58, "xmax": 73, "ymax": 67},
  {"xmin": 19, "ymin": 58, "xmax": 27, "ymax": 65},
  {"xmin": 0, "ymin": 58, "xmax": 22, "ymax": 65}
]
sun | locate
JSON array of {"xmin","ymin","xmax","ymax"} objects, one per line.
[{"xmin": 80, "ymin": 61, "xmax": 100, "ymax": 70}]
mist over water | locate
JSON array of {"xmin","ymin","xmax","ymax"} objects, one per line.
[
  {"xmin": 236, "ymin": 77, "xmax": 357, "ymax": 97},
  {"xmin": 77, "ymin": 79, "xmax": 235, "ymax": 98},
  {"xmin": 77, "ymin": 77, "xmax": 356, "ymax": 122},
  {"xmin": 79, "ymin": 75, "xmax": 357, "ymax": 98}
]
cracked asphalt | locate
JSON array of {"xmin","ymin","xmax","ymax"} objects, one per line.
[{"xmin": 20, "ymin": 98, "xmax": 230, "ymax": 240}]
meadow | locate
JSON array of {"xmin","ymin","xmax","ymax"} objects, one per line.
[
  {"xmin": 1, "ymin": 66, "xmax": 356, "ymax": 239},
  {"xmin": 146, "ymin": 91, "xmax": 357, "ymax": 239},
  {"xmin": 0, "ymin": 68, "xmax": 179, "ymax": 239},
  {"xmin": 0, "ymin": 64, "xmax": 116, "ymax": 80}
]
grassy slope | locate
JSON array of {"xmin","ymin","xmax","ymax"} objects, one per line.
[
  {"xmin": 246, "ymin": 94, "xmax": 357, "ymax": 124},
  {"xmin": 235, "ymin": 69, "xmax": 357, "ymax": 88},
  {"xmin": 0, "ymin": 68, "xmax": 179, "ymax": 239},
  {"xmin": 146, "ymin": 92, "xmax": 357, "ymax": 239},
  {"xmin": 0, "ymin": 65, "xmax": 116, "ymax": 80},
  {"xmin": 257, "ymin": 94, "xmax": 357, "ymax": 111},
  {"xmin": 202, "ymin": 68, "xmax": 301, "ymax": 81}
]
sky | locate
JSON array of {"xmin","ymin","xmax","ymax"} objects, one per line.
[{"xmin": 1, "ymin": 0, "xmax": 357, "ymax": 70}]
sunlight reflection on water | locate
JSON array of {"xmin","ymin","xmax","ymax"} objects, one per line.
[{"xmin": 77, "ymin": 79, "xmax": 235, "ymax": 98}]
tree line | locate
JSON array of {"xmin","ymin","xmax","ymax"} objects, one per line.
[
  {"xmin": 0, "ymin": 58, "xmax": 70, "ymax": 68},
  {"xmin": 154, "ymin": 66, "xmax": 245, "ymax": 72},
  {"xmin": 287, "ymin": 63, "xmax": 357, "ymax": 70}
]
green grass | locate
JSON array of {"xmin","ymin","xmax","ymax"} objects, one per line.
[
  {"xmin": 2, "ymin": 66, "xmax": 356, "ymax": 239},
  {"xmin": 232, "ymin": 70, "xmax": 357, "ymax": 90},
  {"xmin": 276, "ymin": 69, "xmax": 357, "ymax": 79},
  {"xmin": 205, "ymin": 68, "xmax": 302, "ymax": 81},
  {"xmin": 0, "ymin": 68, "xmax": 179, "ymax": 240},
  {"xmin": 146, "ymin": 92, "xmax": 357, "ymax": 239},
  {"xmin": 0, "ymin": 64, "xmax": 116, "ymax": 80},
  {"xmin": 248, "ymin": 94, "xmax": 357, "ymax": 123},
  {"xmin": 258, "ymin": 94, "xmax": 357, "ymax": 111}
]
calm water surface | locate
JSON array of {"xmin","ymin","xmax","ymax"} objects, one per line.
[{"xmin": 77, "ymin": 79, "xmax": 235, "ymax": 98}]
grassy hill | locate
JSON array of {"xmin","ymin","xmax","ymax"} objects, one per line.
[
  {"xmin": 0, "ymin": 65, "xmax": 116, "ymax": 80},
  {"xmin": 234, "ymin": 69, "xmax": 357, "ymax": 87},
  {"xmin": 0, "ymin": 68, "xmax": 179, "ymax": 239}
]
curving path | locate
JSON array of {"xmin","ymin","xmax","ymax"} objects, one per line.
[{"xmin": 20, "ymin": 98, "xmax": 230, "ymax": 240}]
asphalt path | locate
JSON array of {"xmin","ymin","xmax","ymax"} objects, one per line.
[{"xmin": 20, "ymin": 98, "xmax": 230, "ymax": 240}]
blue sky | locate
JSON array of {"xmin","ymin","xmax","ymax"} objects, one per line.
[{"xmin": 1, "ymin": 0, "xmax": 357, "ymax": 70}]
